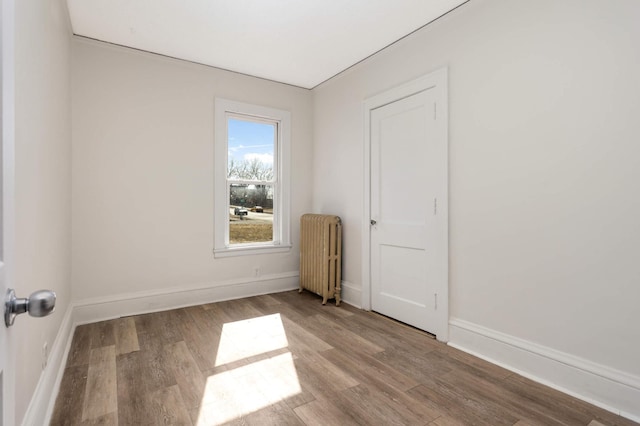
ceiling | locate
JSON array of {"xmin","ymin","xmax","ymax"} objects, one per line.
[{"xmin": 66, "ymin": 0, "xmax": 468, "ymax": 89}]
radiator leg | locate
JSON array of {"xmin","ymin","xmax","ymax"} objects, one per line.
[{"xmin": 322, "ymin": 295, "xmax": 328, "ymax": 305}]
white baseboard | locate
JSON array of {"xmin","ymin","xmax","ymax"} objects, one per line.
[
  {"xmin": 340, "ymin": 280, "xmax": 362, "ymax": 308},
  {"xmin": 449, "ymin": 318, "xmax": 640, "ymax": 423},
  {"xmin": 72, "ymin": 272, "xmax": 299, "ymax": 325},
  {"xmin": 21, "ymin": 304, "xmax": 75, "ymax": 426},
  {"xmin": 34, "ymin": 272, "xmax": 299, "ymax": 425}
]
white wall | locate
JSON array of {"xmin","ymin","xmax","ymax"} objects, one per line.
[
  {"xmin": 71, "ymin": 39, "xmax": 313, "ymax": 302},
  {"xmin": 14, "ymin": 0, "xmax": 72, "ymax": 423},
  {"xmin": 312, "ymin": 0, "xmax": 640, "ymax": 417}
]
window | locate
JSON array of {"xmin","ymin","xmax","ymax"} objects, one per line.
[{"xmin": 214, "ymin": 99, "xmax": 291, "ymax": 257}]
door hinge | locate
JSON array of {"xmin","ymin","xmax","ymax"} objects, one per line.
[
  {"xmin": 434, "ymin": 293, "xmax": 438, "ymax": 310},
  {"xmin": 434, "ymin": 198, "xmax": 437, "ymax": 215},
  {"xmin": 434, "ymin": 103, "xmax": 437, "ymax": 120}
]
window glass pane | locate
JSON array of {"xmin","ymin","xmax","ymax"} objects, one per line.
[
  {"xmin": 227, "ymin": 118, "xmax": 275, "ymax": 181},
  {"xmin": 229, "ymin": 184, "xmax": 274, "ymax": 244}
]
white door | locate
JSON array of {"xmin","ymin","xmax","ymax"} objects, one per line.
[
  {"xmin": 369, "ymin": 81, "xmax": 447, "ymax": 337},
  {"xmin": 1, "ymin": 0, "xmax": 15, "ymax": 424}
]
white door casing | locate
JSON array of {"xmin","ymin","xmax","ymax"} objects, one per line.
[
  {"xmin": 1, "ymin": 0, "xmax": 16, "ymax": 424},
  {"xmin": 363, "ymin": 68, "xmax": 448, "ymax": 341}
]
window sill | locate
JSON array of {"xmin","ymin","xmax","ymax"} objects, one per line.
[{"xmin": 213, "ymin": 243, "xmax": 292, "ymax": 258}]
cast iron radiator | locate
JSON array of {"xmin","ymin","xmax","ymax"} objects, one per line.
[{"xmin": 299, "ymin": 214, "xmax": 342, "ymax": 306}]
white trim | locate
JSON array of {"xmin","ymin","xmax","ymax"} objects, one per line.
[
  {"xmin": 362, "ymin": 67, "xmax": 449, "ymax": 341},
  {"xmin": 21, "ymin": 305, "xmax": 74, "ymax": 426},
  {"xmin": 214, "ymin": 98, "xmax": 291, "ymax": 258},
  {"xmin": 340, "ymin": 280, "xmax": 362, "ymax": 309},
  {"xmin": 72, "ymin": 272, "xmax": 299, "ymax": 325},
  {"xmin": 449, "ymin": 318, "xmax": 640, "ymax": 423},
  {"xmin": 213, "ymin": 243, "xmax": 292, "ymax": 258}
]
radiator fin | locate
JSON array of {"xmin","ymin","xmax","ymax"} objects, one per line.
[{"xmin": 300, "ymin": 214, "xmax": 342, "ymax": 306}]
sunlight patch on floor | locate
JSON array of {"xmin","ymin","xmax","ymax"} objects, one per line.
[
  {"xmin": 197, "ymin": 314, "xmax": 302, "ymax": 425},
  {"xmin": 215, "ymin": 313, "xmax": 289, "ymax": 366}
]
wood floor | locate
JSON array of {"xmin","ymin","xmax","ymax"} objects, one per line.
[{"xmin": 51, "ymin": 290, "xmax": 637, "ymax": 426}]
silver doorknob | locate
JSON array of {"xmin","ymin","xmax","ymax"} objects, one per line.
[{"xmin": 4, "ymin": 288, "xmax": 56, "ymax": 327}]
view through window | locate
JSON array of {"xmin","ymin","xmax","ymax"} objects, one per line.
[{"xmin": 227, "ymin": 115, "xmax": 277, "ymax": 245}]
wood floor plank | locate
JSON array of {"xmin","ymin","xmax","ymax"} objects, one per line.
[
  {"xmin": 226, "ymin": 401, "xmax": 305, "ymax": 426},
  {"xmin": 505, "ymin": 374, "xmax": 640, "ymax": 426},
  {"xmin": 191, "ymin": 398, "xmax": 244, "ymax": 426},
  {"xmin": 374, "ymin": 346, "xmax": 452, "ymax": 383},
  {"xmin": 82, "ymin": 346, "xmax": 117, "ymax": 421},
  {"xmin": 50, "ymin": 365, "xmax": 89, "ymax": 425},
  {"xmin": 66, "ymin": 323, "xmax": 95, "ymax": 367},
  {"xmin": 335, "ymin": 309, "xmax": 440, "ymax": 355},
  {"xmin": 132, "ymin": 313, "xmax": 153, "ymax": 335},
  {"xmin": 292, "ymin": 350, "xmax": 359, "ymax": 399},
  {"xmin": 313, "ymin": 301, "xmax": 355, "ymax": 320},
  {"xmin": 282, "ymin": 388, "xmax": 317, "ymax": 411},
  {"xmin": 317, "ymin": 348, "xmax": 443, "ymax": 424},
  {"xmin": 268, "ymin": 288, "xmax": 356, "ymax": 325},
  {"xmin": 229, "ymin": 364, "xmax": 276, "ymax": 415},
  {"xmin": 436, "ymin": 345, "xmax": 512, "ymax": 380},
  {"xmin": 319, "ymin": 347, "xmax": 419, "ymax": 393},
  {"xmin": 288, "ymin": 291, "xmax": 354, "ymax": 321},
  {"xmin": 245, "ymin": 293, "xmax": 282, "ymax": 310},
  {"xmin": 216, "ymin": 298, "xmax": 264, "ymax": 322},
  {"xmin": 134, "ymin": 311, "xmax": 182, "ymax": 348},
  {"xmin": 194, "ymin": 366, "xmax": 260, "ymax": 425},
  {"xmin": 249, "ymin": 296, "xmax": 310, "ymax": 324},
  {"xmin": 53, "ymin": 290, "xmax": 640, "ymax": 426},
  {"xmin": 175, "ymin": 307, "xmax": 223, "ymax": 372},
  {"xmin": 429, "ymin": 416, "xmax": 468, "ymax": 426},
  {"xmin": 198, "ymin": 365, "xmax": 246, "ymax": 408},
  {"xmin": 280, "ymin": 314, "xmax": 334, "ymax": 353},
  {"xmin": 513, "ymin": 421, "xmax": 536, "ymax": 426},
  {"xmin": 269, "ymin": 291, "xmax": 327, "ymax": 320},
  {"xmin": 200, "ymin": 301, "xmax": 236, "ymax": 325},
  {"xmin": 298, "ymin": 313, "xmax": 384, "ymax": 355},
  {"xmin": 136, "ymin": 332, "xmax": 177, "ymax": 392},
  {"xmin": 90, "ymin": 320, "xmax": 115, "ymax": 349},
  {"xmin": 442, "ymin": 368, "xmax": 569, "ymax": 426},
  {"xmin": 147, "ymin": 384, "xmax": 193, "ymax": 425},
  {"xmin": 256, "ymin": 352, "xmax": 315, "ymax": 410},
  {"xmin": 418, "ymin": 347, "xmax": 516, "ymax": 385},
  {"xmin": 408, "ymin": 381, "xmax": 518, "ymax": 426},
  {"xmin": 79, "ymin": 412, "xmax": 118, "ymax": 426},
  {"xmin": 113, "ymin": 316, "xmax": 139, "ymax": 355},
  {"xmin": 116, "ymin": 351, "xmax": 149, "ymax": 426},
  {"xmin": 294, "ymin": 398, "xmax": 362, "ymax": 426},
  {"xmin": 164, "ymin": 340, "xmax": 207, "ymax": 411},
  {"xmin": 340, "ymin": 383, "xmax": 440, "ymax": 425}
]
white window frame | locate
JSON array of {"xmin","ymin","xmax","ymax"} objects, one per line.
[{"xmin": 214, "ymin": 98, "xmax": 291, "ymax": 257}]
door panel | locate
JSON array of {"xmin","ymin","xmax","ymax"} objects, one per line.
[
  {"xmin": 1, "ymin": 0, "xmax": 15, "ymax": 423},
  {"xmin": 379, "ymin": 245, "xmax": 429, "ymax": 305},
  {"xmin": 370, "ymin": 89, "xmax": 439, "ymax": 333}
]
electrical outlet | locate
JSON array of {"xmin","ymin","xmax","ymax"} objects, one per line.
[{"xmin": 42, "ymin": 342, "xmax": 48, "ymax": 370}]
